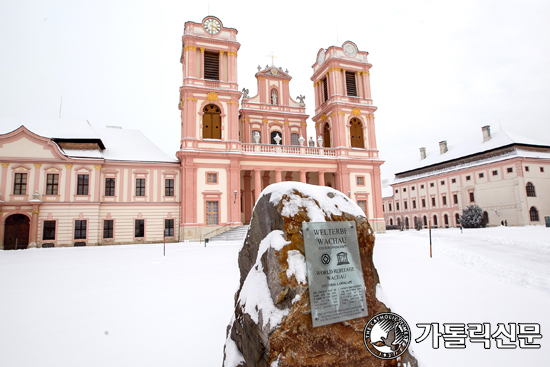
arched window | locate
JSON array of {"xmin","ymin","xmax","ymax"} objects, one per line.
[
  {"xmin": 389, "ymin": 218, "xmax": 393, "ymax": 226},
  {"xmin": 433, "ymin": 215, "xmax": 438, "ymax": 226},
  {"xmin": 271, "ymin": 89, "xmax": 278, "ymax": 105},
  {"xmin": 323, "ymin": 123, "xmax": 331, "ymax": 148},
  {"xmin": 530, "ymin": 207, "xmax": 539, "ymax": 221},
  {"xmin": 405, "ymin": 217, "xmax": 409, "ymax": 228},
  {"xmin": 270, "ymin": 131, "xmax": 282, "ymax": 145},
  {"xmin": 444, "ymin": 214, "xmax": 449, "ymax": 226},
  {"xmin": 423, "ymin": 216, "xmax": 427, "ymax": 226},
  {"xmin": 203, "ymin": 104, "xmax": 221, "ymax": 139},
  {"xmin": 252, "ymin": 130, "xmax": 261, "ymax": 144},
  {"xmin": 526, "ymin": 182, "xmax": 536, "ymax": 197},
  {"xmin": 291, "ymin": 133, "xmax": 300, "ymax": 146},
  {"xmin": 350, "ymin": 118, "xmax": 364, "ymax": 148}
]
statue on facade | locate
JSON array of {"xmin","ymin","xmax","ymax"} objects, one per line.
[
  {"xmin": 257, "ymin": 65, "xmax": 261, "ymax": 72},
  {"xmin": 308, "ymin": 137, "xmax": 315, "ymax": 147},
  {"xmin": 271, "ymin": 90, "xmax": 278, "ymax": 105},
  {"xmin": 296, "ymin": 95, "xmax": 306, "ymax": 105},
  {"xmin": 242, "ymin": 88, "xmax": 249, "ymax": 99}
]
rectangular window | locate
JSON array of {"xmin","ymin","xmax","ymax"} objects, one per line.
[
  {"xmin": 77, "ymin": 174, "xmax": 89, "ymax": 195},
  {"xmin": 291, "ymin": 133, "xmax": 300, "ymax": 146},
  {"xmin": 479, "ymin": 173, "xmax": 484, "ymax": 178},
  {"xmin": 165, "ymin": 178, "xmax": 174, "ymax": 196},
  {"xmin": 382, "ymin": 204, "xmax": 385, "ymax": 212},
  {"xmin": 442, "ymin": 196, "xmax": 447, "ymax": 205},
  {"xmin": 74, "ymin": 220, "xmax": 87, "ymax": 240},
  {"xmin": 507, "ymin": 167, "xmax": 513, "ymax": 173},
  {"xmin": 469, "ymin": 192, "xmax": 475, "ymax": 202},
  {"xmin": 357, "ymin": 200, "xmax": 366, "ymax": 212},
  {"xmin": 206, "ymin": 201, "xmax": 219, "ymax": 225},
  {"xmin": 541, "ymin": 167, "xmax": 545, "ymax": 172},
  {"xmin": 389, "ymin": 203, "xmax": 392, "ymax": 211},
  {"xmin": 103, "ymin": 220, "xmax": 114, "ymax": 239},
  {"xmin": 204, "ymin": 51, "xmax": 219, "ymax": 80},
  {"xmin": 525, "ymin": 166, "xmax": 530, "ymax": 172},
  {"xmin": 136, "ymin": 178, "xmax": 146, "ymax": 196},
  {"xmin": 412, "ymin": 186, "xmax": 415, "ymax": 191},
  {"xmin": 466, "ymin": 175, "xmax": 471, "ymax": 181},
  {"xmin": 431, "ymin": 197, "xmax": 436, "ymax": 207},
  {"xmin": 492, "ymin": 170, "xmax": 498, "ymax": 176},
  {"xmin": 412, "ymin": 200, "xmax": 416, "ymax": 209},
  {"xmin": 46, "ymin": 174, "xmax": 59, "ymax": 195},
  {"xmin": 13, "ymin": 173, "xmax": 27, "ymax": 195},
  {"xmin": 440, "ymin": 180, "xmax": 445, "ymax": 185},
  {"xmin": 105, "ymin": 178, "xmax": 115, "ymax": 196},
  {"xmin": 453, "ymin": 194, "xmax": 458, "ymax": 204},
  {"xmin": 135, "ymin": 219, "xmax": 145, "ymax": 238},
  {"xmin": 322, "ymin": 77, "xmax": 328, "ymax": 102},
  {"xmin": 356, "ymin": 176, "xmax": 364, "ymax": 185},
  {"xmin": 403, "ymin": 188, "xmax": 407, "ymax": 192},
  {"xmin": 404, "ymin": 201, "xmax": 408, "ymax": 210},
  {"xmin": 345, "ymin": 72, "xmax": 357, "ymax": 97},
  {"xmin": 420, "ymin": 184, "xmax": 424, "ymax": 189},
  {"xmin": 43, "ymin": 221, "xmax": 56, "ymax": 240},
  {"xmin": 422, "ymin": 198, "xmax": 426, "ymax": 208},
  {"xmin": 396, "ymin": 202, "xmax": 400, "ymax": 211},
  {"xmin": 165, "ymin": 219, "xmax": 174, "ymax": 237},
  {"xmin": 451, "ymin": 178, "xmax": 456, "ymax": 183},
  {"xmin": 395, "ymin": 189, "xmax": 398, "ymax": 193},
  {"xmin": 430, "ymin": 182, "xmax": 434, "ymax": 187}
]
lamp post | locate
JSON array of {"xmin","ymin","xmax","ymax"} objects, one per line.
[{"xmin": 233, "ymin": 190, "xmax": 238, "ymax": 203}]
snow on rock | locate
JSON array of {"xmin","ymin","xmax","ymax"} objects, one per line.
[
  {"xmin": 238, "ymin": 230, "xmax": 291, "ymax": 328},
  {"xmin": 285, "ymin": 250, "xmax": 306, "ymax": 285}
]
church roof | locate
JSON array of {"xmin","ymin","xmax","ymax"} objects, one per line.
[
  {"xmin": 392, "ymin": 129, "xmax": 550, "ymax": 183},
  {"xmin": 0, "ymin": 117, "xmax": 177, "ymax": 163},
  {"xmin": 255, "ymin": 65, "xmax": 291, "ymax": 79}
]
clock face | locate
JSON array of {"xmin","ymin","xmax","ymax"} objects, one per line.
[
  {"xmin": 317, "ymin": 49, "xmax": 325, "ymax": 64},
  {"xmin": 343, "ymin": 43, "xmax": 357, "ymax": 58},
  {"xmin": 203, "ymin": 18, "xmax": 221, "ymax": 35}
]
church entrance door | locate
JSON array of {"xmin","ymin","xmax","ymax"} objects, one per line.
[{"xmin": 3, "ymin": 214, "xmax": 30, "ymax": 250}]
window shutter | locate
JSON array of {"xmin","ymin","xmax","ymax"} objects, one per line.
[
  {"xmin": 322, "ymin": 78, "xmax": 328, "ymax": 102},
  {"xmin": 345, "ymin": 72, "xmax": 357, "ymax": 97},
  {"xmin": 204, "ymin": 52, "xmax": 219, "ymax": 80}
]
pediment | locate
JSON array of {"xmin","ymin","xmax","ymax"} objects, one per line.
[
  {"xmin": 0, "ymin": 126, "xmax": 69, "ymax": 160},
  {"xmin": 256, "ymin": 66, "xmax": 291, "ymax": 79}
]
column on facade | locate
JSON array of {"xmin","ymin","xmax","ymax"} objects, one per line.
[
  {"xmin": 318, "ymin": 171, "xmax": 325, "ymax": 186},
  {"xmin": 228, "ymin": 51, "xmax": 236, "ymax": 82},
  {"xmin": 341, "ymin": 69, "xmax": 346, "ymax": 96},
  {"xmin": 299, "ymin": 170, "xmax": 307, "ymax": 183},
  {"xmin": 363, "ymin": 72, "xmax": 372, "ymax": 99},
  {"xmin": 244, "ymin": 171, "xmax": 252, "ymax": 224},
  {"xmin": 356, "ymin": 71, "xmax": 363, "ymax": 98},
  {"xmin": 33, "ymin": 164, "xmax": 41, "ymax": 193},
  {"xmin": 187, "ymin": 46, "xmax": 196, "ymax": 79},
  {"xmin": 1, "ymin": 163, "xmax": 9, "ymax": 199},
  {"xmin": 367, "ymin": 114, "xmax": 377, "ymax": 151},
  {"xmin": 229, "ymin": 159, "xmax": 241, "ymax": 224},
  {"xmin": 254, "ymin": 169, "xmax": 262, "ymax": 199},
  {"xmin": 275, "ymin": 169, "xmax": 282, "ymax": 183},
  {"xmin": 283, "ymin": 122, "xmax": 290, "ymax": 146},
  {"xmin": 262, "ymin": 171, "xmax": 270, "ymax": 190},
  {"xmin": 94, "ymin": 165, "xmax": 101, "ymax": 201},
  {"xmin": 30, "ymin": 204, "xmax": 40, "ymax": 244},
  {"xmin": 200, "ymin": 48, "xmax": 205, "ymax": 79},
  {"xmin": 219, "ymin": 51, "xmax": 224, "ymax": 82},
  {"xmin": 283, "ymin": 80, "xmax": 290, "ymax": 105}
]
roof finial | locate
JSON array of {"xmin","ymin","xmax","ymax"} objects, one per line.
[{"xmin": 268, "ymin": 51, "xmax": 277, "ymax": 66}]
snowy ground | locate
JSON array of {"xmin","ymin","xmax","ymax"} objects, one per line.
[{"xmin": 1, "ymin": 226, "xmax": 548, "ymax": 366}]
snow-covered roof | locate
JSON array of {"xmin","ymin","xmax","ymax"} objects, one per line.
[
  {"xmin": 0, "ymin": 117, "xmax": 178, "ymax": 163},
  {"xmin": 395, "ymin": 130, "xmax": 549, "ymax": 176}
]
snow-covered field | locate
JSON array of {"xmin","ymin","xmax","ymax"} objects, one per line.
[{"xmin": 1, "ymin": 226, "xmax": 548, "ymax": 367}]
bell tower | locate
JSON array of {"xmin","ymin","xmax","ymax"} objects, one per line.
[
  {"xmin": 178, "ymin": 16, "xmax": 241, "ymax": 151},
  {"xmin": 311, "ymin": 41, "xmax": 378, "ymax": 154}
]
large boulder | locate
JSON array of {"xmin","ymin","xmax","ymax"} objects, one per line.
[{"xmin": 223, "ymin": 182, "xmax": 417, "ymax": 367}]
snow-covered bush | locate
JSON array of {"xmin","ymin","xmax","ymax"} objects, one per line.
[{"xmin": 459, "ymin": 205, "xmax": 485, "ymax": 228}]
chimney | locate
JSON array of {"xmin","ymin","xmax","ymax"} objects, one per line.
[
  {"xmin": 439, "ymin": 140, "xmax": 448, "ymax": 154},
  {"xmin": 420, "ymin": 147, "xmax": 426, "ymax": 160},
  {"xmin": 482, "ymin": 125, "xmax": 491, "ymax": 142}
]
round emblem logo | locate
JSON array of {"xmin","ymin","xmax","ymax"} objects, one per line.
[
  {"xmin": 363, "ymin": 312, "xmax": 411, "ymax": 360},
  {"xmin": 320, "ymin": 253, "xmax": 331, "ymax": 265}
]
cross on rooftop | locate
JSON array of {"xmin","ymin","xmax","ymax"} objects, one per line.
[{"xmin": 268, "ymin": 51, "xmax": 277, "ymax": 66}]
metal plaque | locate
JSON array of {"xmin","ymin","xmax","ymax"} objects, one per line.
[{"xmin": 302, "ymin": 221, "xmax": 368, "ymax": 328}]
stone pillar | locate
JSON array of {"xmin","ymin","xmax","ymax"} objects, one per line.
[
  {"xmin": 254, "ymin": 169, "xmax": 262, "ymax": 199},
  {"xmin": 64, "ymin": 164, "xmax": 73, "ymax": 202},
  {"xmin": 200, "ymin": 48, "xmax": 205, "ymax": 79},
  {"xmin": 244, "ymin": 171, "xmax": 252, "ymax": 224},
  {"xmin": 275, "ymin": 169, "xmax": 282, "ymax": 183},
  {"xmin": 262, "ymin": 171, "xmax": 270, "ymax": 189},
  {"xmin": 219, "ymin": 51, "xmax": 224, "ymax": 81},
  {"xmin": 318, "ymin": 171, "xmax": 325, "ymax": 186},
  {"xmin": 356, "ymin": 71, "xmax": 363, "ymax": 98},
  {"xmin": 299, "ymin": 170, "xmax": 307, "ymax": 183},
  {"xmin": 30, "ymin": 205, "xmax": 40, "ymax": 245}
]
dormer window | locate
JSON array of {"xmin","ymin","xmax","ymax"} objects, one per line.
[{"xmin": 271, "ymin": 89, "xmax": 278, "ymax": 105}]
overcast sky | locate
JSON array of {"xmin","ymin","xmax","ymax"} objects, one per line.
[{"xmin": 1, "ymin": 0, "xmax": 549, "ymax": 181}]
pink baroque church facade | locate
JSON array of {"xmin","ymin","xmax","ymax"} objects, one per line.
[
  {"xmin": 0, "ymin": 16, "xmax": 384, "ymax": 249},
  {"xmin": 177, "ymin": 16, "xmax": 384, "ymax": 240}
]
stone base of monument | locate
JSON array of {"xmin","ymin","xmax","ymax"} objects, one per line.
[{"xmin": 223, "ymin": 182, "xmax": 418, "ymax": 367}]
